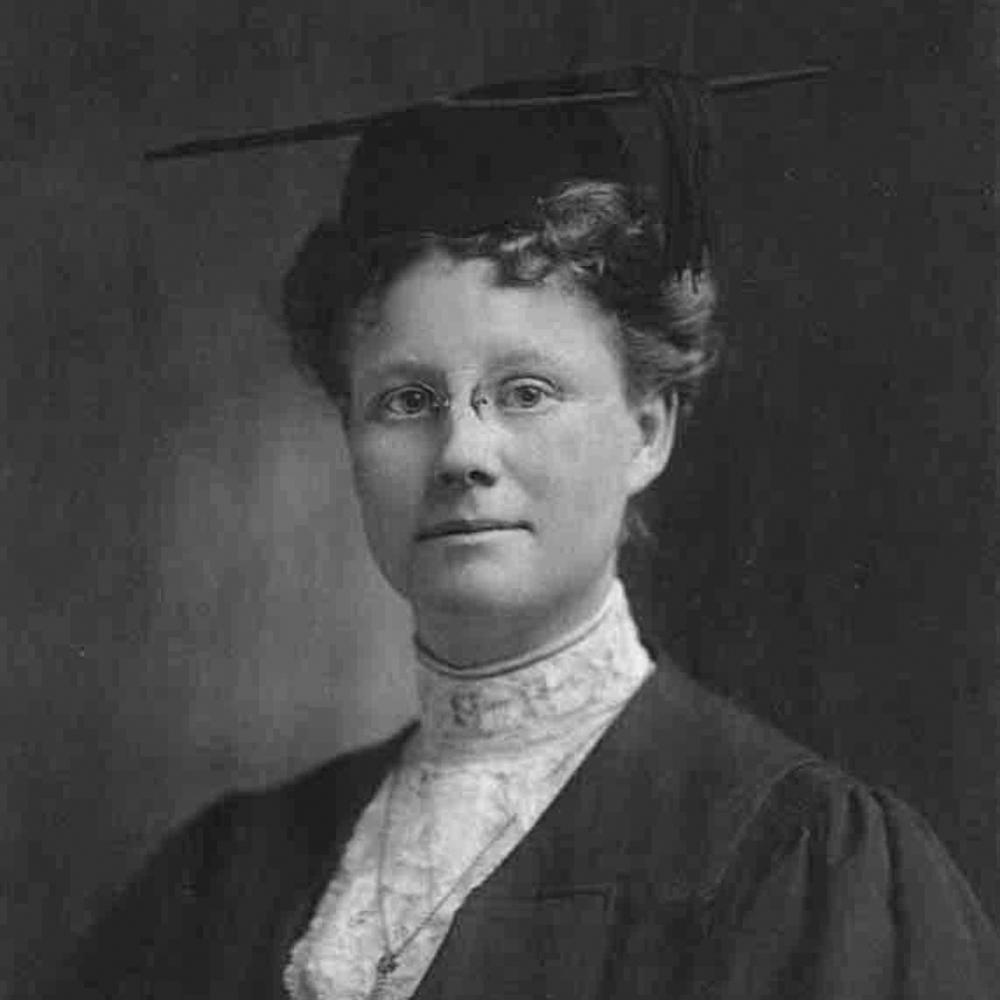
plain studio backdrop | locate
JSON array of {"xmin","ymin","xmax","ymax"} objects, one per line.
[{"xmin": 2, "ymin": 1, "xmax": 998, "ymax": 994}]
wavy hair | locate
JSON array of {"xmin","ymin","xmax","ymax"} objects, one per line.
[{"xmin": 282, "ymin": 179, "xmax": 720, "ymax": 412}]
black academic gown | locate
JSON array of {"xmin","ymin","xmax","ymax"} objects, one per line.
[{"xmin": 63, "ymin": 659, "xmax": 1000, "ymax": 999}]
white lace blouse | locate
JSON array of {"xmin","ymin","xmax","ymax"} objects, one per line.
[{"xmin": 284, "ymin": 579, "xmax": 654, "ymax": 1000}]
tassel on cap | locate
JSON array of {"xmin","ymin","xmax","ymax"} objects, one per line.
[{"xmin": 637, "ymin": 68, "xmax": 714, "ymax": 278}]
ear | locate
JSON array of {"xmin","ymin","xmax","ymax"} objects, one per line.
[{"xmin": 625, "ymin": 390, "xmax": 677, "ymax": 497}]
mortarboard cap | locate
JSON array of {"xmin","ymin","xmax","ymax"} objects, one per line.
[
  {"xmin": 338, "ymin": 102, "xmax": 635, "ymax": 246},
  {"xmin": 144, "ymin": 64, "xmax": 828, "ymax": 277}
]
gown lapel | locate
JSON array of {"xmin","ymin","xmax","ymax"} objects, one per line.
[{"xmin": 410, "ymin": 659, "xmax": 813, "ymax": 1000}]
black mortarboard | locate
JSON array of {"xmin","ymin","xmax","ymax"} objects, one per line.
[
  {"xmin": 338, "ymin": 103, "xmax": 635, "ymax": 245},
  {"xmin": 144, "ymin": 64, "xmax": 828, "ymax": 277}
]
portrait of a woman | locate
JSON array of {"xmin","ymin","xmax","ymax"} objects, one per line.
[{"xmin": 58, "ymin": 73, "xmax": 999, "ymax": 1000}]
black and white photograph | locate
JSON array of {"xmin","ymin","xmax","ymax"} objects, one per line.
[{"xmin": 3, "ymin": 2, "xmax": 999, "ymax": 997}]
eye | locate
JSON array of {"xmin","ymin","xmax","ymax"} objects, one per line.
[
  {"xmin": 497, "ymin": 378, "xmax": 557, "ymax": 411},
  {"xmin": 378, "ymin": 384, "xmax": 438, "ymax": 419}
]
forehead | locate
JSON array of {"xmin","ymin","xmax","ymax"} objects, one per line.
[{"xmin": 349, "ymin": 253, "xmax": 622, "ymax": 378}]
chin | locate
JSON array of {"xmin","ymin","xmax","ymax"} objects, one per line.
[{"xmin": 407, "ymin": 560, "xmax": 544, "ymax": 619}]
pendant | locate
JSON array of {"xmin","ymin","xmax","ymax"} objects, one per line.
[{"xmin": 367, "ymin": 952, "xmax": 398, "ymax": 1000}]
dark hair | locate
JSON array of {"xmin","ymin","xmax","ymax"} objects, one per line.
[{"xmin": 282, "ymin": 179, "xmax": 720, "ymax": 412}]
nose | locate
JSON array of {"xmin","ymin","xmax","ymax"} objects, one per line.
[{"xmin": 432, "ymin": 400, "xmax": 499, "ymax": 490}]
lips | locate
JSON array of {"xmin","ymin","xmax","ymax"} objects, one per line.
[{"xmin": 417, "ymin": 518, "xmax": 529, "ymax": 540}]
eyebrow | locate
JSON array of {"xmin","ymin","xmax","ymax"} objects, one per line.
[
  {"xmin": 489, "ymin": 347, "xmax": 566, "ymax": 370},
  {"xmin": 355, "ymin": 347, "xmax": 567, "ymax": 385},
  {"xmin": 354, "ymin": 359, "xmax": 440, "ymax": 385}
]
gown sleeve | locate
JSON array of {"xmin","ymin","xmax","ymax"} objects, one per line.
[
  {"xmin": 51, "ymin": 792, "xmax": 247, "ymax": 999},
  {"xmin": 687, "ymin": 764, "xmax": 1000, "ymax": 999}
]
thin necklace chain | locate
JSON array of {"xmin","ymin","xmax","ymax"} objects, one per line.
[
  {"xmin": 368, "ymin": 727, "xmax": 604, "ymax": 999},
  {"xmin": 368, "ymin": 765, "xmax": 517, "ymax": 999}
]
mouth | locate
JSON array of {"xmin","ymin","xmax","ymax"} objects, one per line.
[{"xmin": 417, "ymin": 519, "xmax": 530, "ymax": 541}]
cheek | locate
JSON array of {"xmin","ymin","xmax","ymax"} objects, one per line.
[
  {"xmin": 349, "ymin": 434, "xmax": 430, "ymax": 541},
  {"xmin": 523, "ymin": 411, "xmax": 635, "ymax": 519}
]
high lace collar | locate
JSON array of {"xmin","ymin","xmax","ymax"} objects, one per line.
[{"xmin": 413, "ymin": 579, "xmax": 654, "ymax": 760}]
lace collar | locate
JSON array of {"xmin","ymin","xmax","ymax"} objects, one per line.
[{"xmin": 413, "ymin": 579, "xmax": 654, "ymax": 760}]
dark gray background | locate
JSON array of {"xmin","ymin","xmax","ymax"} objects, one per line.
[{"xmin": 3, "ymin": 1, "xmax": 998, "ymax": 995}]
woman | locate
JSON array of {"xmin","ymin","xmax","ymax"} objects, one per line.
[{"xmin": 66, "ymin": 86, "xmax": 999, "ymax": 999}]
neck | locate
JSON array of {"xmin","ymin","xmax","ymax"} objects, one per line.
[
  {"xmin": 414, "ymin": 577, "xmax": 653, "ymax": 757},
  {"xmin": 413, "ymin": 573, "xmax": 616, "ymax": 669}
]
